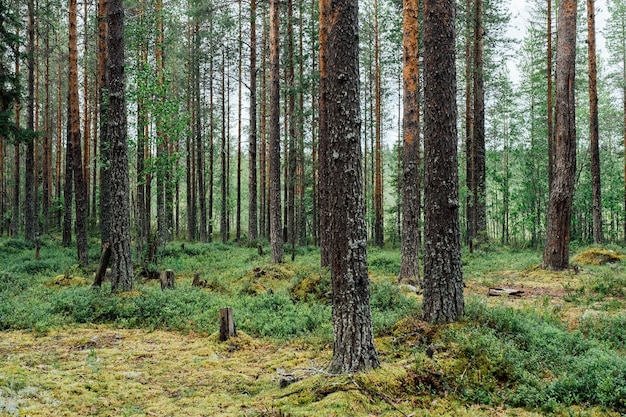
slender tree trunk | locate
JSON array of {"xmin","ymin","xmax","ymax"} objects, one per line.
[
  {"xmin": 297, "ymin": 0, "xmax": 306, "ymax": 247},
  {"xmin": 321, "ymin": 0, "xmax": 379, "ymax": 374},
  {"xmin": 136, "ymin": 0, "xmax": 147, "ymax": 252},
  {"xmin": 587, "ymin": 0, "xmax": 602, "ymax": 244},
  {"xmin": 69, "ymin": 0, "xmax": 88, "ymax": 266},
  {"xmin": 310, "ymin": 0, "xmax": 318, "ymax": 247},
  {"xmin": 236, "ymin": 0, "xmax": 243, "ymax": 242},
  {"xmin": 422, "ymin": 0, "xmax": 464, "ymax": 323},
  {"xmin": 221, "ymin": 50, "xmax": 228, "ymax": 244},
  {"xmin": 548, "ymin": 0, "xmax": 555, "ymax": 194},
  {"xmin": 12, "ymin": 56, "xmax": 20, "ymax": 238},
  {"xmin": 98, "ymin": 0, "xmax": 110, "ymax": 246},
  {"xmin": 25, "ymin": 0, "xmax": 36, "ymax": 242},
  {"xmin": 465, "ymin": 0, "xmax": 473, "ymax": 247},
  {"xmin": 472, "ymin": 0, "xmax": 486, "ymax": 241},
  {"xmin": 622, "ymin": 53, "xmax": 626, "ymax": 243},
  {"xmin": 269, "ymin": 0, "xmax": 284, "ymax": 263},
  {"xmin": 249, "ymin": 0, "xmax": 258, "ymax": 242},
  {"xmin": 287, "ymin": 0, "xmax": 296, "ymax": 253},
  {"xmin": 106, "ymin": 0, "xmax": 133, "ymax": 291},
  {"xmin": 399, "ymin": 0, "xmax": 421, "ymax": 284},
  {"xmin": 56, "ymin": 36, "xmax": 62, "ymax": 230},
  {"xmin": 62, "ymin": 122, "xmax": 72, "ymax": 246},
  {"xmin": 185, "ymin": 6, "xmax": 194, "ymax": 242},
  {"xmin": 285, "ymin": 0, "xmax": 298, "ymax": 254},
  {"xmin": 196, "ymin": 22, "xmax": 206, "ymax": 242},
  {"xmin": 83, "ymin": 0, "xmax": 91, "ymax": 220},
  {"xmin": 373, "ymin": 0, "xmax": 384, "ymax": 248},
  {"xmin": 209, "ymin": 28, "xmax": 215, "ymax": 243},
  {"xmin": 156, "ymin": 0, "xmax": 171, "ymax": 246},
  {"xmin": 260, "ymin": 4, "xmax": 268, "ymax": 240},
  {"xmin": 42, "ymin": 15, "xmax": 51, "ymax": 234},
  {"xmin": 34, "ymin": 16, "xmax": 40, "ymax": 238},
  {"xmin": 543, "ymin": 0, "xmax": 577, "ymax": 270},
  {"xmin": 318, "ymin": 0, "xmax": 330, "ymax": 266}
]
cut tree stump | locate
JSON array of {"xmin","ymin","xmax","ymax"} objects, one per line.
[
  {"xmin": 488, "ymin": 287, "xmax": 524, "ymax": 297},
  {"xmin": 219, "ymin": 307, "xmax": 237, "ymax": 341},
  {"xmin": 192, "ymin": 272, "xmax": 207, "ymax": 288},
  {"xmin": 160, "ymin": 269, "xmax": 175, "ymax": 290}
]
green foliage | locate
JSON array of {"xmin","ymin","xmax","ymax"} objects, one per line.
[
  {"xmin": 370, "ymin": 281, "xmax": 417, "ymax": 333},
  {"xmin": 578, "ymin": 313, "xmax": 626, "ymax": 350},
  {"xmin": 430, "ymin": 298, "xmax": 626, "ymax": 412}
]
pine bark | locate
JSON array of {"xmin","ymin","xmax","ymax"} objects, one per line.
[
  {"xmin": 156, "ymin": 0, "xmax": 171, "ymax": 246},
  {"xmin": 587, "ymin": 0, "xmax": 602, "ymax": 244},
  {"xmin": 310, "ymin": 0, "xmax": 318, "ymax": 247},
  {"xmin": 82, "ymin": 0, "xmax": 91, "ymax": 220},
  {"xmin": 287, "ymin": 0, "xmax": 296, "ymax": 252},
  {"xmin": 472, "ymin": 0, "xmax": 486, "ymax": 240},
  {"xmin": 269, "ymin": 0, "xmax": 284, "ymax": 263},
  {"xmin": 25, "ymin": 0, "xmax": 36, "ymax": 242},
  {"xmin": 318, "ymin": 0, "xmax": 330, "ymax": 267},
  {"xmin": 464, "ymin": 0, "xmax": 473, "ymax": 247},
  {"xmin": 42, "ymin": 17, "xmax": 51, "ymax": 234},
  {"xmin": 248, "ymin": 0, "xmax": 259, "ymax": 242},
  {"xmin": 543, "ymin": 0, "xmax": 577, "ymax": 270},
  {"xmin": 399, "ymin": 0, "xmax": 421, "ymax": 284},
  {"xmin": 236, "ymin": 0, "xmax": 243, "ymax": 242},
  {"xmin": 69, "ymin": 0, "xmax": 88, "ymax": 266},
  {"xmin": 221, "ymin": 50, "xmax": 228, "ymax": 244},
  {"xmin": 547, "ymin": 0, "xmax": 555, "ymax": 195},
  {"xmin": 373, "ymin": 0, "xmax": 384, "ymax": 248},
  {"xmin": 195, "ymin": 22, "xmax": 206, "ymax": 242},
  {"xmin": 98, "ymin": 0, "xmax": 110, "ymax": 246},
  {"xmin": 11, "ymin": 55, "xmax": 20, "ymax": 237},
  {"xmin": 136, "ymin": 0, "xmax": 147, "ymax": 252},
  {"xmin": 422, "ymin": 0, "xmax": 464, "ymax": 324},
  {"xmin": 321, "ymin": 0, "xmax": 380, "ymax": 374},
  {"xmin": 106, "ymin": 0, "xmax": 133, "ymax": 291},
  {"xmin": 260, "ymin": 4, "xmax": 268, "ymax": 240}
]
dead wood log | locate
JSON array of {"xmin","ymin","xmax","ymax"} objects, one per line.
[
  {"xmin": 92, "ymin": 243, "xmax": 112, "ymax": 287},
  {"xmin": 488, "ymin": 287, "xmax": 524, "ymax": 297}
]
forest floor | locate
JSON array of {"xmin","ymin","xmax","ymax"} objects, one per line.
[{"xmin": 1, "ymin": 240, "xmax": 625, "ymax": 416}]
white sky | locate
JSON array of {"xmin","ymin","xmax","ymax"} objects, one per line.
[{"xmin": 506, "ymin": 0, "xmax": 610, "ymax": 84}]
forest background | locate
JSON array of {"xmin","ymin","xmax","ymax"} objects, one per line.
[
  {"xmin": 1, "ymin": 0, "xmax": 626, "ymax": 415},
  {"xmin": 0, "ymin": 0, "xmax": 625, "ymax": 251}
]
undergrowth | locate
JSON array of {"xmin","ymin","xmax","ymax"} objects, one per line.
[
  {"xmin": 1, "ymin": 236, "xmax": 625, "ymax": 415},
  {"xmin": 403, "ymin": 298, "xmax": 626, "ymax": 413}
]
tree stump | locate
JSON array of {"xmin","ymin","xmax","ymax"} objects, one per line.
[
  {"xmin": 160, "ymin": 269, "xmax": 175, "ymax": 290},
  {"xmin": 219, "ymin": 307, "xmax": 237, "ymax": 341},
  {"xmin": 192, "ymin": 273, "xmax": 207, "ymax": 288}
]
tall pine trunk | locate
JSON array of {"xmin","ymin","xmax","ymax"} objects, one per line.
[
  {"xmin": 69, "ymin": 0, "xmax": 88, "ymax": 266},
  {"xmin": 107, "ymin": 0, "xmax": 133, "ymax": 291},
  {"xmin": 248, "ymin": 0, "xmax": 258, "ymax": 242},
  {"xmin": 321, "ymin": 0, "xmax": 379, "ymax": 374},
  {"xmin": 422, "ymin": 0, "xmax": 464, "ymax": 323},
  {"xmin": 472, "ymin": 0, "xmax": 486, "ymax": 241},
  {"xmin": 373, "ymin": 0, "xmax": 384, "ymax": 248},
  {"xmin": 399, "ymin": 0, "xmax": 421, "ymax": 284},
  {"xmin": 98, "ymin": 0, "xmax": 110, "ymax": 246},
  {"xmin": 587, "ymin": 0, "xmax": 602, "ymax": 244},
  {"xmin": 25, "ymin": 0, "xmax": 36, "ymax": 242},
  {"xmin": 543, "ymin": 0, "xmax": 577, "ymax": 270},
  {"xmin": 269, "ymin": 0, "xmax": 284, "ymax": 263}
]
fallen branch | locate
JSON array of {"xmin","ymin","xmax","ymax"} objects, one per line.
[{"xmin": 488, "ymin": 287, "xmax": 524, "ymax": 297}]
